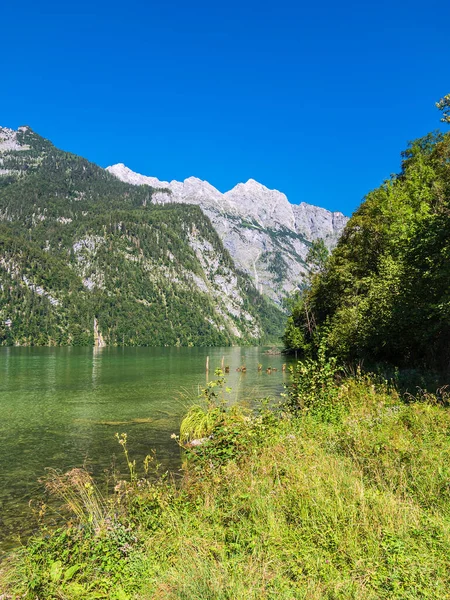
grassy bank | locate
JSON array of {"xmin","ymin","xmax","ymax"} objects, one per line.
[{"xmin": 1, "ymin": 368, "xmax": 450, "ymax": 599}]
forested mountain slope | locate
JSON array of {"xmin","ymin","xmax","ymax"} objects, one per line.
[
  {"xmin": 284, "ymin": 131, "xmax": 450, "ymax": 370},
  {"xmin": 0, "ymin": 126, "xmax": 284, "ymax": 346}
]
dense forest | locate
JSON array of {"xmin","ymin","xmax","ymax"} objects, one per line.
[
  {"xmin": 0, "ymin": 127, "xmax": 285, "ymax": 346},
  {"xmin": 284, "ymin": 125, "xmax": 450, "ymax": 371}
]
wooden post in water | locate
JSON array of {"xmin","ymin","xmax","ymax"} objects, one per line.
[
  {"xmin": 206, "ymin": 355, "xmax": 209, "ymax": 373},
  {"xmin": 221, "ymin": 356, "xmax": 225, "ymax": 371}
]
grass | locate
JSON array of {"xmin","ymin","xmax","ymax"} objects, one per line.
[{"xmin": 1, "ymin": 372, "xmax": 450, "ymax": 599}]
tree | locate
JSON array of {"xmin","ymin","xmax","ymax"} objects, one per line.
[
  {"xmin": 283, "ymin": 125, "xmax": 450, "ymax": 369},
  {"xmin": 306, "ymin": 239, "xmax": 329, "ymax": 274},
  {"xmin": 436, "ymin": 94, "xmax": 450, "ymax": 123}
]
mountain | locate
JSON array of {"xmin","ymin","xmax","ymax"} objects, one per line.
[
  {"xmin": 0, "ymin": 126, "xmax": 285, "ymax": 346},
  {"xmin": 106, "ymin": 164, "xmax": 348, "ymax": 304}
]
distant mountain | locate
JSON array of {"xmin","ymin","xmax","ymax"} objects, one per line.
[
  {"xmin": 0, "ymin": 126, "xmax": 284, "ymax": 346},
  {"xmin": 107, "ymin": 164, "xmax": 348, "ymax": 304}
]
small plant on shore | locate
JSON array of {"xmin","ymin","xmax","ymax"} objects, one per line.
[
  {"xmin": 179, "ymin": 369, "xmax": 243, "ymax": 443},
  {"xmin": 179, "ymin": 369, "xmax": 257, "ymax": 469},
  {"xmin": 44, "ymin": 467, "xmax": 108, "ymax": 531},
  {"xmin": 115, "ymin": 432, "xmax": 137, "ymax": 483},
  {"xmin": 283, "ymin": 340, "xmax": 342, "ymax": 421}
]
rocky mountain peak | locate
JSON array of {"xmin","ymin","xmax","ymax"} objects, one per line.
[
  {"xmin": 180, "ymin": 176, "xmax": 222, "ymax": 197},
  {"xmin": 224, "ymin": 179, "xmax": 293, "ymax": 229},
  {"xmin": 0, "ymin": 126, "xmax": 28, "ymax": 153},
  {"xmin": 235, "ymin": 178, "xmax": 267, "ymax": 190},
  {"xmin": 106, "ymin": 163, "xmax": 170, "ymax": 188},
  {"xmin": 226, "ymin": 178, "xmax": 279, "ymax": 196}
]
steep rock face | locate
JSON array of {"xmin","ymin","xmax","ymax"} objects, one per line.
[
  {"xmin": 224, "ymin": 179, "xmax": 296, "ymax": 230},
  {"xmin": 107, "ymin": 164, "xmax": 349, "ymax": 303},
  {"xmin": 292, "ymin": 203, "xmax": 349, "ymax": 240},
  {"xmin": 0, "ymin": 126, "xmax": 31, "ymax": 175}
]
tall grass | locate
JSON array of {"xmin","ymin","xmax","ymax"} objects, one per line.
[
  {"xmin": 1, "ymin": 374, "xmax": 450, "ymax": 599},
  {"xmin": 44, "ymin": 467, "xmax": 109, "ymax": 530}
]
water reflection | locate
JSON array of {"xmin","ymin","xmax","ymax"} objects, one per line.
[{"xmin": 92, "ymin": 345, "xmax": 104, "ymax": 387}]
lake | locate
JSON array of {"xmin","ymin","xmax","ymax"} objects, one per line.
[{"xmin": 0, "ymin": 346, "xmax": 291, "ymax": 554}]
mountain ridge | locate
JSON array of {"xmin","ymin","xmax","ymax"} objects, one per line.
[
  {"xmin": 107, "ymin": 163, "xmax": 349, "ymax": 303},
  {"xmin": 107, "ymin": 162, "xmax": 348, "ymax": 222}
]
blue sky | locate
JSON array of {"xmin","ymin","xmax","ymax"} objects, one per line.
[{"xmin": 2, "ymin": 0, "xmax": 449, "ymax": 215}]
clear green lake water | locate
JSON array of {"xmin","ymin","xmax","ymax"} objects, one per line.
[{"xmin": 0, "ymin": 346, "xmax": 291, "ymax": 554}]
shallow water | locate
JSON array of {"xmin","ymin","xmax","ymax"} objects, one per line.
[{"xmin": 0, "ymin": 346, "xmax": 291, "ymax": 553}]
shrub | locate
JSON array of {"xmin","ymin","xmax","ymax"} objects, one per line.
[{"xmin": 283, "ymin": 342, "xmax": 342, "ymax": 422}]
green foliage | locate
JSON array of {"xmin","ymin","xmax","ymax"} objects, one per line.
[
  {"xmin": 306, "ymin": 238, "xmax": 329, "ymax": 273},
  {"xmin": 284, "ymin": 129, "xmax": 450, "ymax": 370},
  {"xmin": 15, "ymin": 521, "xmax": 145, "ymax": 598},
  {"xmin": 180, "ymin": 370, "xmax": 235, "ymax": 441},
  {"xmin": 259, "ymin": 249, "xmax": 289, "ymax": 284},
  {"xmin": 179, "ymin": 370, "xmax": 254, "ymax": 468},
  {"xmin": 282, "ymin": 293, "xmax": 315, "ymax": 356},
  {"xmin": 283, "ymin": 342, "xmax": 342, "ymax": 422},
  {"xmin": 180, "ymin": 404, "xmax": 221, "ymax": 441}
]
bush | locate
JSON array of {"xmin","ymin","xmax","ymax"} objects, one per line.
[{"xmin": 283, "ymin": 343, "xmax": 343, "ymax": 422}]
